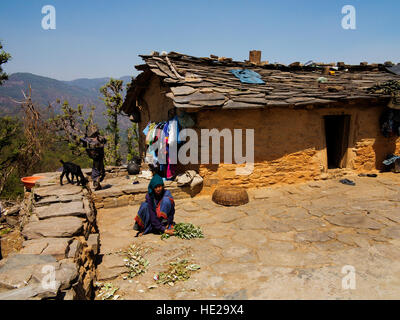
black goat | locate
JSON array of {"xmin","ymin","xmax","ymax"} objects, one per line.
[{"xmin": 60, "ymin": 160, "xmax": 87, "ymax": 186}]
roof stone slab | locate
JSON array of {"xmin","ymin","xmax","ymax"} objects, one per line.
[{"xmin": 122, "ymin": 52, "xmax": 400, "ymax": 114}]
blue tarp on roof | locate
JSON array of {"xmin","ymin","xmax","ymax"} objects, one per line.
[{"xmin": 230, "ymin": 69, "xmax": 265, "ymax": 84}]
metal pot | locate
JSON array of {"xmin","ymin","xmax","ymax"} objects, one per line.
[{"xmin": 127, "ymin": 162, "xmax": 140, "ymax": 175}]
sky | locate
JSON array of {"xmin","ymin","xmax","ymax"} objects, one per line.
[{"xmin": 1, "ymin": 0, "xmax": 399, "ymax": 81}]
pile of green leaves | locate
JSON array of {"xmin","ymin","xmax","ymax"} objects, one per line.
[
  {"xmin": 368, "ymin": 80, "xmax": 400, "ymax": 95},
  {"xmin": 123, "ymin": 244, "xmax": 149, "ymax": 278},
  {"xmin": 161, "ymin": 223, "xmax": 204, "ymax": 240},
  {"xmin": 156, "ymin": 258, "xmax": 200, "ymax": 286}
]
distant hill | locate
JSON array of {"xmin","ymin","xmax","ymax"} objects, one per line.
[
  {"xmin": 0, "ymin": 73, "xmax": 134, "ymax": 129},
  {"xmin": 63, "ymin": 75, "xmax": 133, "ymax": 94}
]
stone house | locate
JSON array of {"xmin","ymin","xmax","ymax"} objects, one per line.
[{"xmin": 122, "ymin": 51, "xmax": 400, "ymax": 194}]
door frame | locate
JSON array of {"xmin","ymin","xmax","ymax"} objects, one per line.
[{"xmin": 322, "ymin": 114, "xmax": 352, "ymax": 169}]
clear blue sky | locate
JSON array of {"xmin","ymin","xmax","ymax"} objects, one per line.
[{"xmin": 1, "ymin": 0, "xmax": 399, "ymax": 81}]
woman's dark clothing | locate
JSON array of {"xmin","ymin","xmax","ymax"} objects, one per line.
[{"xmin": 134, "ymin": 174, "xmax": 175, "ymax": 235}]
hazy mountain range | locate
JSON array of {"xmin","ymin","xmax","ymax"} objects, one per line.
[{"xmin": 0, "ymin": 73, "xmax": 134, "ymax": 129}]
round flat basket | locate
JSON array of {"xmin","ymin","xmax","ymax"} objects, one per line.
[{"xmin": 212, "ymin": 186, "xmax": 249, "ymax": 206}]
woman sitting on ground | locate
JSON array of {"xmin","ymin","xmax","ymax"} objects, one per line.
[{"xmin": 133, "ymin": 174, "xmax": 175, "ymax": 237}]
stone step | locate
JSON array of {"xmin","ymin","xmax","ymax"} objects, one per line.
[
  {"xmin": 34, "ymin": 194, "xmax": 83, "ymax": 207},
  {"xmin": 34, "ymin": 184, "xmax": 83, "ymax": 198},
  {"xmin": 20, "ymin": 238, "xmax": 72, "ymax": 260},
  {"xmin": 93, "ymin": 184, "xmax": 147, "ymax": 200},
  {"xmin": 34, "ymin": 201, "xmax": 85, "ymax": 220},
  {"xmin": 22, "ymin": 217, "xmax": 84, "ymax": 240},
  {"xmin": 0, "ymin": 255, "xmax": 78, "ymax": 299},
  {"xmin": 0, "ymin": 283, "xmax": 59, "ymax": 300}
]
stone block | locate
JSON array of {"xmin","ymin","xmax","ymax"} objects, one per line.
[
  {"xmin": 0, "ymin": 265, "xmax": 34, "ymax": 289},
  {"xmin": 5, "ymin": 216, "xmax": 19, "ymax": 226},
  {"xmin": 117, "ymin": 195, "xmax": 130, "ymax": 207},
  {"xmin": 83, "ymin": 198, "xmax": 96, "ymax": 224},
  {"xmin": 87, "ymin": 233, "xmax": 99, "ymax": 255},
  {"xmin": 0, "ymin": 283, "xmax": 60, "ymax": 300},
  {"xmin": 121, "ymin": 184, "xmax": 147, "ymax": 194},
  {"xmin": 103, "ymin": 198, "xmax": 118, "ymax": 209},
  {"xmin": 0, "ymin": 254, "xmax": 57, "ymax": 272},
  {"xmin": 34, "ymin": 201, "xmax": 85, "ymax": 220},
  {"xmin": 34, "ymin": 184, "xmax": 83, "ymax": 198},
  {"xmin": 22, "ymin": 217, "xmax": 84, "ymax": 239},
  {"xmin": 57, "ymin": 260, "xmax": 79, "ymax": 290},
  {"xmin": 21, "ymin": 238, "xmax": 71, "ymax": 260},
  {"xmin": 0, "ymin": 254, "xmax": 57, "ymax": 290},
  {"xmin": 134, "ymin": 193, "xmax": 146, "ymax": 203},
  {"xmin": 93, "ymin": 188, "xmax": 124, "ymax": 200},
  {"xmin": 28, "ymin": 259, "xmax": 78, "ymax": 291},
  {"xmin": 4, "ymin": 205, "xmax": 20, "ymax": 216},
  {"xmin": 35, "ymin": 194, "xmax": 83, "ymax": 207},
  {"xmin": 67, "ymin": 239, "xmax": 79, "ymax": 259}
]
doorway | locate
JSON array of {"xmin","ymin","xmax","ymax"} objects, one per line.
[{"xmin": 324, "ymin": 115, "xmax": 350, "ymax": 169}]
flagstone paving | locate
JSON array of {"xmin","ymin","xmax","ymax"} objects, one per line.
[{"xmin": 96, "ymin": 173, "xmax": 400, "ymax": 299}]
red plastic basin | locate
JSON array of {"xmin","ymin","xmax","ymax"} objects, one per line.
[{"xmin": 21, "ymin": 176, "xmax": 45, "ymax": 190}]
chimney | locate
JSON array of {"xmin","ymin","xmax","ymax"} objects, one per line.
[{"xmin": 249, "ymin": 50, "xmax": 261, "ymax": 65}]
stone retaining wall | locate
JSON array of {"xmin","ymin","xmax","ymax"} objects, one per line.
[
  {"xmin": 93, "ymin": 181, "xmax": 199, "ymax": 209},
  {"xmin": 0, "ymin": 175, "xmax": 99, "ymax": 300}
]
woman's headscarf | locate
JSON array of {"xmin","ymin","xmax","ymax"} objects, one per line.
[
  {"xmin": 148, "ymin": 174, "xmax": 164, "ymax": 195},
  {"xmin": 147, "ymin": 174, "xmax": 164, "ymax": 208}
]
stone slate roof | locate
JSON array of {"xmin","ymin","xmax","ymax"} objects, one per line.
[{"xmin": 122, "ymin": 51, "xmax": 400, "ymax": 114}]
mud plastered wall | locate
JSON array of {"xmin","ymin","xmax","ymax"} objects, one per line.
[
  {"xmin": 195, "ymin": 108, "xmax": 324, "ymax": 193},
  {"xmin": 347, "ymin": 104, "xmax": 400, "ymax": 172},
  {"xmin": 193, "ymin": 103, "xmax": 399, "ymax": 193}
]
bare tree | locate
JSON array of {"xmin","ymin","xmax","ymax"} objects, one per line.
[
  {"xmin": 49, "ymin": 100, "xmax": 97, "ymax": 157},
  {"xmin": 0, "ymin": 86, "xmax": 51, "ymax": 193}
]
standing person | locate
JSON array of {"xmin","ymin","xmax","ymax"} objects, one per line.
[
  {"xmin": 133, "ymin": 174, "xmax": 175, "ymax": 237},
  {"xmin": 0, "ymin": 202, "xmax": 3, "ymax": 260},
  {"xmin": 81, "ymin": 126, "xmax": 107, "ymax": 191}
]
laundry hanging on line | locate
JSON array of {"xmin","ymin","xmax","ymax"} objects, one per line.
[{"xmin": 142, "ymin": 115, "xmax": 189, "ymax": 179}]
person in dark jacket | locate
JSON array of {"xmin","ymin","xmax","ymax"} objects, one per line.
[
  {"xmin": 133, "ymin": 174, "xmax": 175, "ymax": 237},
  {"xmin": 81, "ymin": 126, "xmax": 107, "ymax": 191}
]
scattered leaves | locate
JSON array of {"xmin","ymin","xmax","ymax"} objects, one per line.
[
  {"xmin": 156, "ymin": 258, "xmax": 200, "ymax": 286},
  {"xmin": 123, "ymin": 244, "xmax": 149, "ymax": 278},
  {"xmin": 96, "ymin": 282, "xmax": 120, "ymax": 300}
]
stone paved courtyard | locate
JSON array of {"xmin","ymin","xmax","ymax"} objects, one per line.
[{"xmin": 96, "ymin": 173, "xmax": 400, "ymax": 300}]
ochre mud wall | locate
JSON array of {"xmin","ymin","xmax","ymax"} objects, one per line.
[
  {"xmin": 195, "ymin": 108, "xmax": 324, "ymax": 194},
  {"xmin": 136, "ymin": 86, "xmax": 400, "ymax": 193},
  {"xmin": 347, "ymin": 106, "xmax": 400, "ymax": 172},
  {"xmin": 191, "ymin": 103, "xmax": 400, "ymax": 193}
]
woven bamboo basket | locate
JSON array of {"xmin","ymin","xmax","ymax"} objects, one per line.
[{"xmin": 212, "ymin": 186, "xmax": 249, "ymax": 206}]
